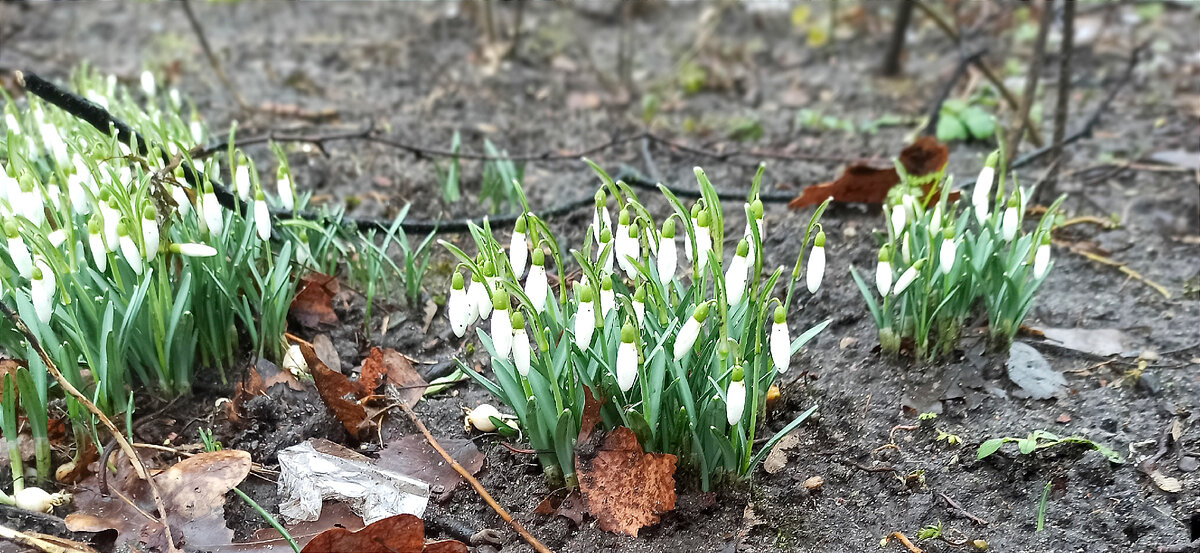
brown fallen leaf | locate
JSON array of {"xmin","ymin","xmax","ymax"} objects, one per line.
[
  {"xmin": 65, "ymin": 450, "xmax": 252, "ymax": 552},
  {"xmin": 312, "ymin": 334, "xmax": 342, "ymax": 372},
  {"xmin": 300, "ymin": 514, "xmax": 466, "ymax": 553},
  {"xmin": 576, "ymin": 386, "xmax": 606, "ymax": 445},
  {"xmin": 376, "ymin": 435, "xmax": 483, "ymax": 498},
  {"xmin": 788, "ymin": 136, "xmax": 956, "ymax": 209},
  {"xmin": 291, "ymin": 273, "xmax": 340, "ymax": 329},
  {"xmin": 533, "ymin": 489, "xmax": 585, "ymax": 526},
  {"xmin": 575, "ymin": 427, "xmax": 677, "ymax": 537},
  {"xmin": 303, "ymin": 343, "xmax": 372, "ymax": 439},
  {"xmin": 359, "ymin": 347, "xmax": 427, "ymax": 406}
]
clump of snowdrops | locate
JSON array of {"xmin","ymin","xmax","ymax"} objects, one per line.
[
  {"xmin": 851, "ymin": 150, "xmax": 1064, "ymax": 360},
  {"xmin": 444, "ymin": 162, "xmax": 831, "ymax": 490}
]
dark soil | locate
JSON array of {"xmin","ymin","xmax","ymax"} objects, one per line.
[{"xmin": 1, "ymin": 2, "xmax": 1197, "ymax": 552}]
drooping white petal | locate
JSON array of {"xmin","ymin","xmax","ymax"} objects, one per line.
[
  {"xmin": 512, "ymin": 328, "xmax": 531, "ymax": 377},
  {"xmin": 1033, "ymin": 243, "xmax": 1051, "ymax": 279},
  {"xmin": 694, "ymin": 226, "xmax": 712, "ymax": 272},
  {"xmin": 7, "ymin": 237, "xmax": 33, "ymax": 279},
  {"xmin": 254, "ymin": 199, "xmax": 271, "ymax": 241},
  {"xmin": 448, "ymin": 287, "xmax": 469, "ymax": 338},
  {"xmin": 140, "ymin": 70, "xmax": 157, "ymax": 97},
  {"xmin": 573, "ymin": 301, "xmax": 596, "ymax": 349},
  {"xmin": 469, "ymin": 278, "xmax": 493, "ymax": 321},
  {"xmin": 616, "ymin": 341, "xmax": 638, "ymax": 392},
  {"xmin": 202, "ymin": 192, "xmax": 224, "ymax": 236},
  {"xmin": 939, "ymin": 239, "xmax": 958, "ymax": 275},
  {"xmin": 509, "ymin": 230, "xmax": 528, "ymax": 279},
  {"xmin": 277, "ymin": 174, "xmax": 295, "ymax": 211},
  {"xmin": 656, "ymin": 236, "xmax": 677, "ymax": 281},
  {"xmin": 876, "ymin": 261, "xmax": 893, "ymax": 296},
  {"xmin": 235, "ymin": 165, "xmax": 252, "ymax": 201},
  {"xmin": 892, "ymin": 266, "xmax": 919, "ymax": 295},
  {"xmin": 673, "ymin": 317, "xmax": 701, "ymax": 361},
  {"xmin": 770, "ymin": 321, "xmax": 790, "ymax": 373},
  {"xmin": 142, "ymin": 218, "xmax": 159, "ymax": 261},
  {"xmin": 89, "ymin": 233, "xmax": 107, "ymax": 272},
  {"xmin": 806, "ymin": 246, "xmax": 825, "ymax": 294},
  {"xmin": 726, "ymin": 379, "xmax": 746, "ymax": 426},
  {"xmin": 491, "ymin": 308, "xmax": 513, "ymax": 359},
  {"xmin": 1001, "ymin": 207, "xmax": 1019, "ymax": 241},
  {"xmin": 171, "ymin": 242, "xmax": 218, "ymax": 257},
  {"xmin": 973, "ymin": 166, "xmax": 994, "ymax": 224},
  {"xmin": 632, "ymin": 300, "xmax": 645, "ymax": 325},
  {"xmin": 525, "ymin": 264, "xmax": 548, "ymax": 313},
  {"xmin": 119, "ymin": 234, "xmax": 143, "ymax": 275},
  {"xmin": 724, "ymin": 254, "xmax": 749, "ymax": 306}
]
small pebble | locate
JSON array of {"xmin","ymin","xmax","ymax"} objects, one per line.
[
  {"xmin": 1179, "ymin": 456, "xmax": 1198, "ymax": 473},
  {"xmin": 802, "ymin": 475, "xmax": 824, "ymax": 491}
]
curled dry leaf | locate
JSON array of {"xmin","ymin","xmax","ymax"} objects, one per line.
[
  {"xmin": 291, "ymin": 273, "xmax": 340, "ymax": 329},
  {"xmin": 303, "ymin": 342, "xmax": 373, "ymax": 438},
  {"xmin": 65, "ymin": 450, "xmax": 252, "ymax": 552},
  {"xmin": 359, "ymin": 347, "xmax": 428, "ymax": 406},
  {"xmin": 575, "ymin": 426, "xmax": 677, "ymax": 537},
  {"xmin": 533, "ymin": 489, "xmax": 585, "ymax": 526},
  {"xmin": 300, "ymin": 513, "xmax": 467, "ymax": 553},
  {"xmin": 788, "ymin": 136, "xmax": 955, "ymax": 209}
]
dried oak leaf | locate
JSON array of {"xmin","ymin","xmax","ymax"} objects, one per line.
[
  {"xmin": 575, "ymin": 426, "xmax": 677, "ymax": 537},
  {"xmin": 66, "ymin": 450, "xmax": 252, "ymax": 552},
  {"xmin": 291, "ymin": 273, "xmax": 340, "ymax": 329},
  {"xmin": 359, "ymin": 347, "xmax": 427, "ymax": 406},
  {"xmin": 300, "ymin": 513, "xmax": 467, "ymax": 553},
  {"xmin": 788, "ymin": 136, "xmax": 954, "ymax": 209},
  {"xmin": 303, "ymin": 342, "xmax": 374, "ymax": 439}
]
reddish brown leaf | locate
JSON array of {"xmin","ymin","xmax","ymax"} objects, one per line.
[
  {"xmin": 788, "ymin": 136, "xmax": 955, "ymax": 209},
  {"xmin": 575, "ymin": 427, "xmax": 677, "ymax": 537},
  {"xmin": 576, "ymin": 386, "xmax": 606, "ymax": 445},
  {"xmin": 533, "ymin": 489, "xmax": 585, "ymax": 526},
  {"xmin": 300, "ymin": 514, "xmax": 466, "ymax": 553},
  {"xmin": 303, "ymin": 343, "xmax": 372, "ymax": 439},
  {"xmin": 376, "ymin": 435, "xmax": 483, "ymax": 498},
  {"xmin": 291, "ymin": 273, "xmax": 340, "ymax": 329}
]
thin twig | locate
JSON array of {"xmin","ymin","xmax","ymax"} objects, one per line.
[
  {"xmin": 1069, "ymin": 247, "xmax": 1172, "ymax": 299},
  {"xmin": 180, "ymin": 0, "xmax": 248, "ymax": 111},
  {"xmin": 923, "ymin": 48, "xmax": 987, "ymax": 136},
  {"xmin": 397, "ymin": 401, "xmax": 555, "ymax": 553},
  {"xmin": 880, "ymin": 0, "xmax": 915, "ymax": 77},
  {"xmin": 1042, "ymin": 0, "xmax": 1075, "ymax": 204},
  {"xmin": 913, "ymin": 0, "xmax": 1043, "ymax": 147},
  {"xmin": 937, "ymin": 492, "xmax": 989, "ymax": 525},
  {"xmin": 0, "ymin": 304, "xmax": 179, "ymax": 553},
  {"xmin": 1006, "ymin": 0, "xmax": 1055, "ymax": 165},
  {"xmin": 0, "ymin": 525, "xmax": 99, "ymax": 553},
  {"xmin": 885, "ymin": 531, "xmax": 924, "ymax": 553}
]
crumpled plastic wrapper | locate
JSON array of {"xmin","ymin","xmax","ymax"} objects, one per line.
[{"xmin": 278, "ymin": 439, "xmax": 430, "ymax": 523}]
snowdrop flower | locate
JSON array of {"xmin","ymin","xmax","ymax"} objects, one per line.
[
  {"xmin": 724, "ymin": 239, "xmax": 750, "ymax": 306},
  {"xmin": 574, "ymin": 287, "xmax": 597, "ymax": 349},
  {"xmin": 744, "ymin": 198, "xmax": 764, "ymax": 266},
  {"xmin": 726, "ymin": 367, "xmax": 746, "ymax": 426},
  {"xmin": 616, "ymin": 322, "xmax": 639, "ymax": 392},
  {"xmin": 807, "ymin": 231, "xmax": 826, "ymax": 294},
  {"xmin": 116, "ymin": 222, "xmax": 143, "ymax": 274},
  {"xmin": 892, "ymin": 259, "xmax": 925, "ymax": 296},
  {"xmin": 67, "ymin": 160, "xmax": 91, "ymax": 215},
  {"xmin": 39, "ymin": 123, "xmax": 68, "ymax": 165},
  {"xmin": 592, "ymin": 190, "xmax": 611, "ymax": 245},
  {"xmin": 618, "ymin": 220, "xmax": 641, "ymax": 280},
  {"xmin": 597, "ymin": 227, "xmax": 615, "ymax": 276},
  {"xmin": 692, "ymin": 210, "xmax": 713, "ymax": 273},
  {"xmin": 599, "ymin": 276, "xmax": 615, "ymax": 317},
  {"xmin": 1001, "ymin": 192, "xmax": 1020, "ymax": 241},
  {"xmin": 684, "ymin": 202, "xmax": 701, "ymax": 261},
  {"xmin": 3, "ymin": 113, "xmax": 19, "ymax": 136},
  {"xmin": 253, "ymin": 190, "xmax": 271, "ymax": 241},
  {"xmin": 509, "ymin": 216, "xmax": 529, "ymax": 279},
  {"xmin": 973, "ymin": 151, "xmax": 998, "ymax": 224},
  {"xmin": 511, "ymin": 312, "xmax": 531, "ymax": 377},
  {"xmin": 168, "ymin": 242, "xmax": 217, "ymax": 258},
  {"xmin": 30, "ymin": 260, "xmax": 55, "ymax": 324},
  {"xmin": 5, "ymin": 221, "xmax": 32, "ymax": 279},
  {"xmin": 98, "ymin": 194, "xmax": 120, "ymax": 250},
  {"xmin": 140, "ymin": 70, "xmax": 157, "ymax": 97},
  {"xmin": 87, "ymin": 216, "xmax": 107, "ymax": 272},
  {"xmin": 0, "ymin": 167, "xmax": 16, "ymax": 201},
  {"xmin": 202, "ymin": 186, "xmax": 224, "ymax": 236},
  {"xmin": 632, "ymin": 285, "xmax": 646, "ymax": 325},
  {"xmin": 770, "ymin": 305, "xmax": 790, "ymax": 373},
  {"xmin": 491, "ymin": 290, "xmax": 513, "ymax": 358},
  {"xmin": 928, "ymin": 202, "xmax": 943, "ymax": 236},
  {"xmin": 615, "ymin": 208, "xmax": 630, "ymax": 262},
  {"xmin": 277, "ymin": 167, "xmax": 295, "ymax": 211},
  {"xmin": 468, "ymin": 264, "xmax": 494, "ymax": 321},
  {"xmin": 900, "ymin": 232, "xmax": 913, "ymax": 265},
  {"xmin": 234, "ymin": 162, "xmax": 252, "ymax": 201},
  {"xmin": 656, "ymin": 218, "xmax": 677, "ymax": 281},
  {"xmin": 525, "ymin": 248, "xmax": 549, "ymax": 313},
  {"xmin": 189, "ymin": 117, "xmax": 205, "ymax": 143},
  {"xmin": 141, "ymin": 207, "xmax": 159, "ymax": 261},
  {"xmin": 673, "ymin": 302, "xmax": 710, "ymax": 361},
  {"xmin": 447, "ymin": 272, "xmax": 469, "ymax": 338},
  {"xmin": 1033, "ymin": 234, "xmax": 1052, "ymax": 279},
  {"xmin": 16, "ymin": 175, "xmax": 45, "ymax": 228},
  {"xmin": 938, "ymin": 229, "xmax": 957, "ymax": 275},
  {"xmin": 876, "ymin": 245, "xmax": 894, "ymax": 296},
  {"xmin": 889, "ymin": 204, "xmax": 907, "ymax": 237}
]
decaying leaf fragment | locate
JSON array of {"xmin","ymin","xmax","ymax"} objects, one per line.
[
  {"xmin": 291, "ymin": 272, "xmax": 340, "ymax": 328},
  {"xmin": 575, "ymin": 426, "xmax": 677, "ymax": 537},
  {"xmin": 300, "ymin": 513, "xmax": 467, "ymax": 553},
  {"xmin": 788, "ymin": 136, "xmax": 955, "ymax": 209}
]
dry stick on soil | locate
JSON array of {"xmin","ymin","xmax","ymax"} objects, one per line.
[
  {"xmin": 180, "ymin": 0, "xmax": 248, "ymax": 111},
  {"xmin": 937, "ymin": 492, "xmax": 989, "ymax": 526},
  {"xmin": 880, "ymin": 0, "xmax": 915, "ymax": 77},
  {"xmin": 0, "ymin": 304, "xmax": 179, "ymax": 553},
  {"xmin": 912, "ymin": 0, "xmax": 1043, "ymax": 147},
  {"xmin": 396, "ymin": 401, "xmax": 555, "ymax": 553},
  {"xmin": 1041, "ymin": 0, "xmax": 1075, "ymax": 204},
  {"xmin": 1005, "ymin": 0, "xmax": 1055, "ymax": 166},
  {"xmin": 885, "ymin": 531, "xmax": 924, "ymax": 553},
  {"xmin": 1068, "ymin": 248, "xmax": 1172, "ymax": 299},
  {"xmin": 0, "ymin": 525, "xmax": 98, "ymax": 553}
]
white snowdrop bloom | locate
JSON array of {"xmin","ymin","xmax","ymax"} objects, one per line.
[
  {"xmin": 509, "ymin": 216, "xmax": 529, "ymax": 279},
  {"xmin": 806, "ymin": 231, "xmax": 826, "ymax": 294},
  {"xmin": 592, "ymin": 190, "xmax": 611, "ymax": 245},
  {"xmin": 616, "ymin": 322, "xmax": 640, "ymax": 392},
  {"xmin": 769, "ymin": 306, "xmax": 790, "ymax": 373},
  {"xmin": 929, "ymin": 202, "xmax": 943, "ymax": 236},
  {"xmin": 30, "ymin": 259, "xmax": 55, "ymax": 324},
  {"xmin": 511, "ymin": 313, "xmax": 531, "ymax": 377},
  {"xmin": 673, "ymin": 303, "xmax": 710, "ymax": 361},
  {"xmin": 632, "ymin": 286, "xmax": 646, "ymax": 325},
  {"xmin": 618, "ymin": 221, "xmax": 641, "ymax": 280},
  {"xmin": 66, "ymin": 169, "xmax": 91, "ymax": 215},
  {"xmin": 253, "ymin": 191, "xmax": 271, "ymax": 241},
  {"xmin": 234, "ymin": 163, "xmax": 252, "ymax": 201},
  {"xmin": 490, "ymin": 290, "xmax": 513, "ymax": 359},
  {"xmin": 1033, "ymin": 235, "xmax": 1052, "ymax": 279},
  {"xmin": 938, "ymin": 231, "xmax": 958, "ymax": 275},
  {"xmin": 744, "ymin": 199, "xmax": 765, "ymax": 266},
  {"xmin": 599, "ymin": 276, "xmax": 615, "ymax": 317},
  {"xmin": 614, "ymin": 209, "xmax": 630, "ymax": 266},
  {"xmin": 87, "ymin": 217, "xmax": 107, "ymax": 272},
  {"xmin": 876, "ymin": 246, "xmax": 894, "ymax": 296},
  {"xmin": 0, "ymin": 167, "xmax": 16, "ymax": 201},
  {"xmin": 726, "ymin": 371, "xmax": 746, "ymax": 426},
  {"xmin": 725, "ymin": 240, "xmax": 750, "ymax": 306},
  {"xmin": 99, "ymin": 196, "xmax": 120, "ymax": 250},
  {"xmin": 693, "ymin": 211, "xmax": 713, "ymax": 273},
  {"xmin": 39, "ymin": 123, "xmax": 68, "ymax": 165},
  {"xmin": 4, "ymin": 113, "xmax": 19, "ymax": 135},
  {"xmin": 169, "ymin": 242, "xmax": 218, "ymax": 258},
  {"xmin": 656, "ymin": 218, "xmax": 677, "ymax": 282},
  {"xmin": 18, "ymin": 177, "xmax": 45, "ymax": 228},
  {"xmin": 573, "ymin": 287, "xmax": 597, "ymax": 350},
  {"xmin": 116, "ymin": 222, "xmax": 143, "ymax": 275},
  {"xmin": 447, "ymin": 272, "xmax": 470, "ymax": 338},
  {"xmin": 140, "ymin": 70, "xmax": 157, "ymax": 97},
  {"xmin": 277, "ymin": 169, "xmax": 295, "ymax": 211},
  {"xmin": 190, "ymin": 119, "xmax": 205, "ymax": 145},
  {"xmin": 4, "ymin": 222, "xmax": 33, "ymax": 279},
  {"xmin": 468, "ymin": 267, "xmax": 493, "ymax": 322},
  {"xmin": 973, "ymin": 152, "xmax": 998, "ymax": 224},
  {"xmin": 171, "ymin": 185, "xmax": 192, "ymax": 216},
  {"xmin": 281, "ymin": 345, "xmax": 308, "ymax": 378},
  {"xmin": 141, "ymin": 207, "xmax": 159, "ymax": 261},
  {"xmin": 1001, "ymin": 193, "xmax": 1020, "ymax": 241},
  {"xmin": 892, "ymin": 260, "xmax": 925, "ymax": 296},
  {"xmin": 169, "ymin": 88, "xmax": 181, "ymax": 109},
  {"xmin": 889, "ymin": 204, "xmax": 907, "ymax": 237},
  {"xmin": 901, "ymin": 232, "xmax": 913, "ymax": 265},
  {"xmin": 202, "ymin": 189, "xmax": 224, "ymax": 236},
  {"xmin": 597, "ymin": 228, "xmax": 615, "ymax": 276},
  {"xmin": 525, "ymin": 248, "xmax": 549, "ymax": 313},
  {"xmin": 47, "ymin": 229, "xmax": 67, "ymax": 249}
]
